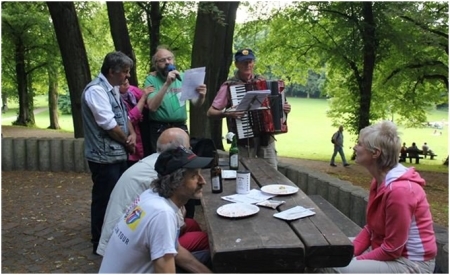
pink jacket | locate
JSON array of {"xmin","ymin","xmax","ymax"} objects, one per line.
[
  {"xmin": 121, "ymin": 85, "xmax": 146, "ymax": 162},
  {"xmin": 353, "ymin": 164, "xmax": 437, "ymax": 262}
]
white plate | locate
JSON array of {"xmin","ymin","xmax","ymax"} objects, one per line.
[
  {"xmin": 261, "ymin": 184, "xmax": 299, "ymax": 195},
  {"xmin": 216, "ymin": 203, "xmax": 260, "ymax": 218}
]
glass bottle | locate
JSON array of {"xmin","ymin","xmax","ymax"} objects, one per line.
[
  {"xmin": 229, "ymin": 135, "xmax": 239, "ymax": 170},
  {"xmin": 210, "ymin": 151, "xmax": 223, "ymax": 193}
]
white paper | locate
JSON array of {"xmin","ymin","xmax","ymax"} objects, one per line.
[
  {"xmin": 221, "ymin": 189, "xmax": 275, "ymax": 204},
  {"xmin": 180, "ymin": 67, "xmax": 206, "ymax": 101},
  {"xmin": 224, "ymin": 90, "xmax": 270, "ymax": 112},
  {"xmin": 273, "ymin": 206, "xmax": 316, "ymax": 221}
]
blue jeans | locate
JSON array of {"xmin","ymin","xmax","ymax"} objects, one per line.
[
  {"xmin": 88, "ymin": 161, "xmax": 128, "ymax": 248},
  {"xmin": 330, "ymin": 145, "xmax": 348, "ymax": 165}
]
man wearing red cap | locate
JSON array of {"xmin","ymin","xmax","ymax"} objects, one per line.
[{"xmin": 207, "ymin": 48, "xmax": 291, "ymax": 169}]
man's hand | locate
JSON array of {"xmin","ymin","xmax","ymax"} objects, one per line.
[
  {"xmin": 283, "ymin": 102, "xmax": 291, "ymax": 114},
  {"xmin": 125, "ymin": 133, "xmax": 136, "ymax": 154},
  {"xmin": 227, "ymin": 110, "xmax": 246, "ymax": 120},
  {"xmin": 196, "ymin": 84, "xmax": 207, "ymax": 98}
]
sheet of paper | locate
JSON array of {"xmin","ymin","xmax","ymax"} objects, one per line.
[
  {"xmin": 224, "ymin": 90, "xmax": 270, "ymax": 112},
  {"xmin": 273, "ymin": 206, "xmax": 316, "ymax": 221},
  {"xmin": 180, "ymin": 67, "xmax": 206, "ymax": 101},
  {"xmin": 221, "ymin": 189, "xmax": 275, "ymax": 204}
]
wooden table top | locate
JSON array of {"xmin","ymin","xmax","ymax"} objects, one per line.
[{"xmin": 200, "ymin": 157, "xmax": 353, "ymax": 273}]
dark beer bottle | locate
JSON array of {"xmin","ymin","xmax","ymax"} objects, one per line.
[
  {"xmin": 210, "ymin": 151, "xmax": 223, "ymax": 193},
  {"xmin": 229, "ymin": 135, "xmax": 239, "ymax": 170}
]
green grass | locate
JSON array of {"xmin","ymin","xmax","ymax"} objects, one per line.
[{"xmin": 3, "ymin": 96, "xmax": 448, "ymax": 170}]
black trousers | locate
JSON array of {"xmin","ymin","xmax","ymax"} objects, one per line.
[{"xmin": 88, "ymin": 161, "xmax": 128, "ymax": 248}]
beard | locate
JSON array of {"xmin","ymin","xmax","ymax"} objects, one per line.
[{"xmin": 156, "ymin": 65, "xmax": 169, "ymax": 79}]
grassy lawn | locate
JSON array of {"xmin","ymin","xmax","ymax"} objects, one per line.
[{"xmin": 2, "ymin": 96, "xmax": 448, "ymax": 170}]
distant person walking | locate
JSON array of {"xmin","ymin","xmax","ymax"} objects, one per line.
[{"xmin": 330, "ymin": 125, "xmax": 350, "ymax": 167}]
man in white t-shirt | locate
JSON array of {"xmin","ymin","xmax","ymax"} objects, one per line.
[
  {"xmin": 97, "ymin": 127, "xmax": 209, "ymax": 256},
  {"xmin": 99, "ymin": 146, "xmax": 213, "ymax": 273}
]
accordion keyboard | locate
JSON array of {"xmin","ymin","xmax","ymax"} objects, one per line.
[{"xmin": 230, "ymin": 85, "xmax": 254, "ymax": 139}]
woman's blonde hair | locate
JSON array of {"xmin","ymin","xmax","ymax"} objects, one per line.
[{"xmin": 359, "ymin": 120, "xmax": 402, "ymax": 170}]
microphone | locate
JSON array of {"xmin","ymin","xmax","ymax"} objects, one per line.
[{"xmin": 166, "ymin": 64, "xmax": 182, "ymax": 81}]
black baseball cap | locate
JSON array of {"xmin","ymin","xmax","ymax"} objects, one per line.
[
  {"xmin": 155, "ymin": 146, "xmax": 213, "ymax": 176},
  {"xmin": 235, "ymin": 48, "xmax": 255, "ymax": 62}
]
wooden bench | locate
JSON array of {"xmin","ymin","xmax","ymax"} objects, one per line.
[
  {"xmin": 309, "ymin": 195, "xmax": 361, "ymax": 237},
  {"xmin": 400, "ymin": 149, "xmax": 424, "ymax": 164}
]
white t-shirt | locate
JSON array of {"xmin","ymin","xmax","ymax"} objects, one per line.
[
  {"xmin": 99, "ymin": 190, "xmax": 180, "ymax": 273},
  {"xmin": 97, "ymin": 153, "xmax": 159, "ymax": 256}
]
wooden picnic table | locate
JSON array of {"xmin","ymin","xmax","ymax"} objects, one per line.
[{"xmin": 200, "ymin": 157, "xmax": 354, "ymax": 273}]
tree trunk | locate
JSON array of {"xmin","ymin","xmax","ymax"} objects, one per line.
[
  {"xmin": 106, "ymin": 1, "xmax": 138, "ymax": 86},
  {"xmin": 14, "ymin": 40, "xmax": 30, "ymax": 126},
  {"xmin": 149, "ymin": 2, "xmax": 162, "ymax": 58},
  {"xmin": 190, "ymin": 2, "xmax": 239, "ymax": 150},
  {"xmin": 48, "ymin": 66, "xmax": 60, "ymax": 129},
  {"xmin": 358, "ymin": 2, "xmax": 377, "ymax": 133},
  {"xmin": 47, "ymin": 2, "xmax": 91, "ymax": 138}
]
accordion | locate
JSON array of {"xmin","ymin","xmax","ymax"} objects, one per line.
[{"xmin": 229, "ymin": 79, "xmax": 288, "ymax": 140}]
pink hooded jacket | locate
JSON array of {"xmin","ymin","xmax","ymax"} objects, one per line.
[{"xmin": 353, "ymin": 164, "xmax": 437, "ymax": 262}]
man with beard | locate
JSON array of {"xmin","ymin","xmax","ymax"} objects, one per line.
[
  {"xmin": 99, "ymin": 146, "xmax": 213, "ymax": 273},
  {"xmin": 143, "ymin": 46, "xmax": 207, "ymax": 155}
]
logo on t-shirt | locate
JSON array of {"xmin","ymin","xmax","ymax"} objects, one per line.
[{"xmin": 125, "ymin": 206, "xmax": 145, "ymax": 231}]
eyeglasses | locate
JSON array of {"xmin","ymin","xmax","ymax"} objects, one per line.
[{"xmin": 157, "ymin": 56, "xmax": 174, "ymax": 63}]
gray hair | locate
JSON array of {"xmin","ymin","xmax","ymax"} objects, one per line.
[
  {"xmin": 359, "ymin": 120, "xmax": 401, "ymax": 170},
  {"xmin": 151, "ymin": 45, "xmax": 173, "ymax": 67},
  {"xmin": 150, "ymin": 168, "xmax": 188, "ymax": 198},
  {"xmin": 101, "ymin": 51, "xmax": 133, "ymax": 76}
]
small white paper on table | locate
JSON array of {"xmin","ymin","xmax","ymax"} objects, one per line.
[
  {"xmin": 180, "ymin": 67, "xmax": 206, "ymax": 101},
  {"xmin": 221, "ymin": 189, "xmax": 275, "ymax": 204},
  {"xmin": 273, "ymin": 206, "xmax": 316, "ymax": 221}
]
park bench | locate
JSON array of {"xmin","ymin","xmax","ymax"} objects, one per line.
[
  {"xmin": 309, "ymin": 195, "xmax": 361, "ymax": 237},
  {"xmin": 400, "ymin": 149, "xmax": 425, "ymax": 164}
]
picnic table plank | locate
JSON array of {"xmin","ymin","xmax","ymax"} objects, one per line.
[
  {"xmin": 241, "ymin": 157, "xmax": 354, "ymax": 268},
  {"xmin": 201, "ymin": 168, "xmax": 305, "ymax": 273}
]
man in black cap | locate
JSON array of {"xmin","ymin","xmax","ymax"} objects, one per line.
[
  {"xmin": 99, "ymin": 146, "xmax": 212, "ymax": 273},
  {"xmin": 207, "ymin": 48, "xmax": 291, "ymax": 169}
]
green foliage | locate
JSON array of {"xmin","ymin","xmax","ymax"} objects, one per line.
[
  {"xmin": 235, "ymin": 1, "xmax": 448, "ymax": 135},
  {"xmin": 57, "ymin": 91, "xmax": 72, "ymax": 115}
]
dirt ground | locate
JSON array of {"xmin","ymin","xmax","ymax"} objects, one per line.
[{"xmin": 2, "ymin": 125, "xmax": 448, "ymax": 227}]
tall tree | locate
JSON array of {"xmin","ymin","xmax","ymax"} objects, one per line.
[
  {"xmin": 2, "ymin": 2, "xmax": 50, "ymax": 126},
  {"xmin": 106, "ymin": 1, "xmax": 138, "ymax": 86},
  {"xmin": 47, "ymin": 2, "xmax": 91, "ymax": 138},
  {"xmin": 190, "ymin": 2, "xmax": 239, "ymax": 148}
]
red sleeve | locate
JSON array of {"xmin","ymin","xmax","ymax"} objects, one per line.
[{"xmin": 353, "ymin": 226, "xmax": 371, "ymax": 256}]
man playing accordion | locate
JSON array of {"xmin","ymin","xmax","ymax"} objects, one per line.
[{"xmin": 207, "ymin": 48, "xmax": 291, "ymax": 169}]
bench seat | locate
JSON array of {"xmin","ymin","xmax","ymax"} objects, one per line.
[{"xmin": 309, "ymin": 195, "xmax": 361, "ymax": 237}]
